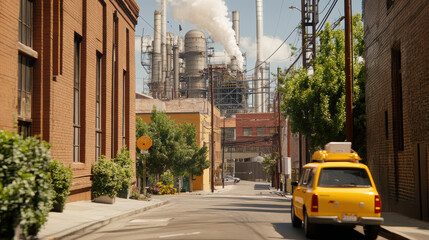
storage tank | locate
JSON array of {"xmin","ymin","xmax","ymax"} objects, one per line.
[{"xmin": 184, "ymin": 30, "xmax": 207, "ymax": 98}]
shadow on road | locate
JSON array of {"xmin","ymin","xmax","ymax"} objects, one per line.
[
  {"xmin": 208, "ymin": 207, "xmax": 290, "ymax": 214},
  {"xmin": 273, "ymin": 222, "xmax": 367, "ymax": 240},
  {"xmin": 254, "ymin": 184, "xmax": 270, "ymax": 190}
]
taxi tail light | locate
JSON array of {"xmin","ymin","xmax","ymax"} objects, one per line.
[
  {"xmin": 311, "ymin": 193, "xmax": 318, "ymax": 212},
  {"xmin": 375, "ymin": 195, "xmax": 381, "ymax": 214}
]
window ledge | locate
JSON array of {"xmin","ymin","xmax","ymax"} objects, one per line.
[{"xmin": 18, "ymin": 42, "xmax": 38, "ymax": 59}]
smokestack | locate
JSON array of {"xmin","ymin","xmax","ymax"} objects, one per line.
[
  {"xmin": 173, "ymin": 45, "xmax": 179, "ymax": 99},
  {"xmin": 152, "ymin": 10, "xmax": 162, "ymax": 98},
  {"xmin": 232, "ymin": 11, "xmax": 240, "ymax": 46},
  {"xmin": 255, "ymin": 0, "xmax": 264, "ymax": 112},
  {"xmin": 161, "ymin": 0, "xmax": 167, "ymax": 97}
]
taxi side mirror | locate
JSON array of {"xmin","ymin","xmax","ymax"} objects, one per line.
[{"xmin": 291, "ymin": 181, "xmax": 298, "ymax": 187}]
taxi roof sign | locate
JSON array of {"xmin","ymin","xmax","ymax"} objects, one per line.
[{"xmin": 312, "ymin": 142, "xmax": 361, "ymax": 163}]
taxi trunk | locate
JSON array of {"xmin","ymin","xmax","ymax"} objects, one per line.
[{"xmin": 313, "ymin": 188, "xmax": 380, "ymax": 221}]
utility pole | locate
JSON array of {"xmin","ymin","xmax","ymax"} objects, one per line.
[
  {"xmin": 210, "ymin": 65, "xmax": 215, "ymax": 193},
  {"xmin": 345, "ymin": 0, "xmax": 353, "ymax": 142},
  {"xmin": 222, "ymin": 117, "xmax": 225, "ymax": 189},
  {"xmin": 277, "ymin": 68, "xmax": 282, "ymax": 192}
]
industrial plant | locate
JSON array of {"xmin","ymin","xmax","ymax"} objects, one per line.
[{"xmin": 140, "ymin": 0, "xmax": 273, "ymax": 116}]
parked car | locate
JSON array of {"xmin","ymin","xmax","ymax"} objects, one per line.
[
  {"xmin": 291, "ymin": 142, "xmax": 383, "ymax": 239},
  {"xmin": 225, "ymin": 175, "xmax": 240, "ymax": 183}
]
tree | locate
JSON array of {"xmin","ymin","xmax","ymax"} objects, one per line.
[
  {"xmin": 278, "ymin": 14, "xmax": 366, "ymax": 158},
  {"xmin": 262, "ymin": 154, "xmax": 277, "ymax": 177},
  {"xmin": 173, "ymin": 122, "xmax": 209, "ymax": 192}
]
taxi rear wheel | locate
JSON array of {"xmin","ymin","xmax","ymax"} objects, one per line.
[
  {"xmin": 304, "ymin": 209, "xmax": 317, "ymax": 238},
  {"xmin": 291, "ymin": 202, "xmax": 302, "ymax": 228},
  {"xmin": 364, "ymin": 225, "xmax": 380, "ymax": 240}
]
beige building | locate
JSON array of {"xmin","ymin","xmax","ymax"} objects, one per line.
[{"xmin": 136, "ymin": 98, "xmax": 221, "ymax": 191}]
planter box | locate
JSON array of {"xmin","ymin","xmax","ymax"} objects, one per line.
[{"xmin": 93, "ymin": 195, "xmax": 116, "ymax": 204}]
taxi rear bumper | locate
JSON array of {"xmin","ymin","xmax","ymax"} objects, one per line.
[{"xmin": 309, "ymin": 216, "xmax": 384, "ymax": 225}]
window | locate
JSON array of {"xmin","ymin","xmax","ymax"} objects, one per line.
[
  {"xmin": 224, "ymin": 128, "xmax": 236, "ymax": 140},
  {"xmin": 298, "ymin": 168, "xmax": 315, "ymax": 188},
  {"xmin": 73, "ymin": 34, "xmax": 82, "ymax": 162},
  {"xmin": 269, "ymin": 127, "xmax": 276, "ymax": 135},
  {"xmin": 122, "ymin": 70, "xmax": 126, "ymax": 146},
  {"xmin": 19, "ymin": 0, "xmax": 33, "ymax": 47},
  {"xmin": 391, "ymin": 45, "xmax": 404, "ymax": 151},
  {"xmin": 95, "ymin": 52, "xmax": 102, "ymax": 161},
  {"xmin": 243, "ymin": 127, "xmax": 252, "ymax": 136},
  {"xmin": 257, "ymin": 127, "xmax": 266, "ymax": 136},
  {"xmin": 18, "ymin": 0, "xmax": 34, "ymax": 138},
  {"xmin": 318, "ymin": 168, "xmax": 372, "ymax": 188},
  {"xmin": 17, "ymin": 54, "xmax": 33, "ymax": 137}
]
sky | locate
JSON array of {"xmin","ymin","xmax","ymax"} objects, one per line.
[{"xmin": 134, "ymin": 0, "xmax": 363, "ymax": 93}]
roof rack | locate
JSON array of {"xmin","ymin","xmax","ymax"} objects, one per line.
[{"xmin": 311, "ymin": 142, "xmax": 362, "ymax": 163}]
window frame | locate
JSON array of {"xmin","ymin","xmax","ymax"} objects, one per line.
[
  {"xmin": 95, "ymin": 52, "xmax": 102, "ymax": 161},
  {"xmin": 73, "ymin": 34, "xmax": 82, "ymax": 163},
  {"xmin": 243, "ymin": 127, "xmax": 252, "ymax": 136}
]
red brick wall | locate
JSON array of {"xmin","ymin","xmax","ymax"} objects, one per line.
[
  {"xmin": 0, "ymin": 0, "xmax": 138, "ymax": 202},
  {"xmin": 0, "ymin": 0, "xmax": 20, "ymax": 131},
  {"xmin": 364, "ymin": 0, "xmax": 429, "ymax": 219}
]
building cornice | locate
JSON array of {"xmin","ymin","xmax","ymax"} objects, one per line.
[{"xmin": 116, "ymin": 0, "xmax": 139, "ymax": 26}]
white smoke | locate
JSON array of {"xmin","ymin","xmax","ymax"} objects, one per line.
[
  {"xmin": 241, "ymin": 36, "xmax": 292, "ymax": 63},
  {"xmin": 168, "ymin": 0, "xmax": 244, "ymax": 70}
]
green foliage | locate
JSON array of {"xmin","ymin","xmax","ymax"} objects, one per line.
[
  {"xmin": 278, "ymin": 14, "xmax": 366, "ymax": 156},
  {"xmin": 49, "ymin": 160, "xmax": 73, "ymax": 212},
  {"xmin": 262, "ymin": 155, "xmax": 277, "ymax": 175},
  {"xmin": 160, "ymin": 171, "xmax": 174, "ymax": 186},
  {"xmin": 113, "ymin": 146, "xmax": 134, "ymax": 193},
  {"xmin": 145, "ymin": 107, "xmax": 179, "ymax": 175},
  {"xmin": 138, "ymin": 107, "xmax": 209, "ymax": 178},
  {"xmin": 92, "ymin": 156, "xmax": 122, "ymax": 198},
  {"xmin": 0, "ymin": 130, "xmax": 53, "ymax": 238}
]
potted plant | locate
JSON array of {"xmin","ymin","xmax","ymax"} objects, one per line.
[
  {"xmin": 92, "ymin": 156, "xmax": 121, "ymax": 204},
  {"xmin": 49, "ymin": 160, "xmax": 73, "ymax": 212}
]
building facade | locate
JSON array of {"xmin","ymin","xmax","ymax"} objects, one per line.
[
  {"xmin": 136, "ymin": 98, "xmax": 221, "ymax": 191},
  {"xmin": 364, "ymin": 0, "xmax": 429, "ymax": 220},
  {"xmin": 0, "ymin": 0, "xmax": 139, "ymax": 201}
]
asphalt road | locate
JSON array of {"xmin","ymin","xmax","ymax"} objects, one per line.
[{"xmin": 77, "ymin": 181, "xmax": 386, "ymax": 240}]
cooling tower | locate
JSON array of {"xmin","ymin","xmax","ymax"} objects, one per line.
[{"xmin": 184, "ymin": 30, "xmax": 207, "ymax": 98}]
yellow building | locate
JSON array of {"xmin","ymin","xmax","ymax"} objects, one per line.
[{"xmin": 136, "ymin": 97, "xmax": 221, "ymax": 191}]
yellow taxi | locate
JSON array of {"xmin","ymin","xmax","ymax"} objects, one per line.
[{"xmin": 291, "ymin": 142, "xmax": 383, "ymax": 239}]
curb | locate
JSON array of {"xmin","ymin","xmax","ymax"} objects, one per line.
[
  {"xmin": 42, "ymin": 200, "xmax": 169, "ymax": 240},
  {"xmin": 379, "ymin": 226, "xmax": 412, "ymax": 240}
]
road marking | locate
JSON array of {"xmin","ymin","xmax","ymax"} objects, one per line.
[
  {"xmin": 159, "ymin": 232, "xmax": 200, "ymax": 238},
  {"xmin": 129, "ymin": 218, "xmax": 172, "ymax": 223}
]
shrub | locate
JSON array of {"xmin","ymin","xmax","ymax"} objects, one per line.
[
  {"xmin": 49, "ymin": 160, "xmax": 73, "ymax": 212},
  {"xmin": 113, "ymin": 146, "xmax": 134, "ymax": 193},
  {"xmin": 0, "ymin": 130, "xmax": 53, "ymax": 238},
  {"xmin": 92, "ymin": 156, "xmax": 122, "ymax": 198},
  {"xmin": 147, "ymin": 182, "xmax": 177, "ymax": 195},
  {"xmin": 160, "ymin": 171, "xmax": 174, "ymax": 186}
]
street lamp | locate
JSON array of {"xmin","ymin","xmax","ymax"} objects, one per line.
[{"xmin": 289, "ymin": 6, "xmax": 301, "ymax": 12}]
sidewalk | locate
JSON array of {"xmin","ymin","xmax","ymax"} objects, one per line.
[
  {"xmin": 379, "ymin": 212, "xmax": 429, "ymax": 240},
  {"xmin": 37, "ymin": 198, "xmax": 169, "ymax": 240}
]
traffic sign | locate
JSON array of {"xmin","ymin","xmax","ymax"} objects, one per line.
[{"xmin": 137, "ymin": 136, "xmax": 152, "ymax": 150}]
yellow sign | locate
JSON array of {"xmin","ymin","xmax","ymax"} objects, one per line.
[{"xmin": 137, "ymin": 136, "xmax": 152, "ymax": 150}]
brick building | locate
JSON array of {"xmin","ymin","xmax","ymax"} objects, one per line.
[
  {"xmin": 0, "ymin": 0, "xmax": 139, "ymax": 201},
  {"xmin": 364, "ymin": 0, "xmax": 429, "ymax": 220}
]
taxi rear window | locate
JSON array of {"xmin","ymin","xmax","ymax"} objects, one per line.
[{"xmin": 318, "ymin": 167, "xmax": 372, "ymax": 188}]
